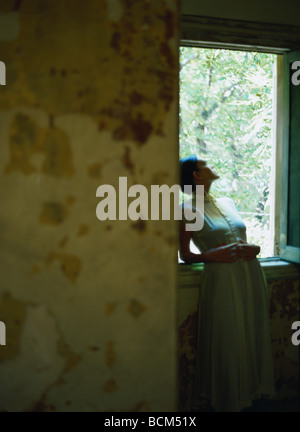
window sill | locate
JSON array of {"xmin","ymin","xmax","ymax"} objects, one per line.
[{"xmin": 178, "ymin": 257, "xmax": 300, "ymax": 289}]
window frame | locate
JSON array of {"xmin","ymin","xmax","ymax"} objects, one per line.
[{"xmin": 280, "ymin": 50, "xmax": 300, "ymax": 263}]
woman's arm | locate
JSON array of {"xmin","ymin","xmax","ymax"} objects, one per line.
[
  {"xmin": 179, "ymin": 220, "xmax": 202, "ymax": 263},
  {"xmin": 179, "ymin": 221, "xmax": 240, "ymax": 264}
]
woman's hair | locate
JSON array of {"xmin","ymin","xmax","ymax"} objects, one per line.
[{"xmin": 180, "ymin": 155, "xmax": 198, "ymax": 193}]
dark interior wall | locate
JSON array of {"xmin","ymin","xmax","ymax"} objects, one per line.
[{"xmin": 181, "ymin": 0, "xmax": 300, "ymax": 26}]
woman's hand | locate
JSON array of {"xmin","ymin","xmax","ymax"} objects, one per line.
[
  {"xmin": 179, "ymin": 219, "xmax": 260, "ymax": 264},
  {"xmin": 236, "ymin": 240, "xmax": 260, "ymax": 260},
  {"xmin": 202, "ymin": 243, "xmax": 240, "ymax": 263},
  {"xmin": 202, "ymin": 241, "xmax": 260, "ymax": 263}
]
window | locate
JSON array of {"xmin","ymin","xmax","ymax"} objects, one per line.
[
  {"xmin": 179, "ymin": 16, "xmax": 300, "ymax": 264},
  {"xmin": 180, "ymin": 47, "xmax": 276, "ymax": 258}
]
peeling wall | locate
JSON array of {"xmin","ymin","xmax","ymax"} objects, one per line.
[{"xmin": 0, "ymin": 0, "xmax": 179, "ymax": 412}]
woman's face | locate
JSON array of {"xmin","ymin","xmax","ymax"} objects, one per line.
[{"xmin": 195, "ymin": 159, "xmax": 219, "ymax": 182}]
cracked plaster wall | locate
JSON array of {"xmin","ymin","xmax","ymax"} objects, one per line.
[{"xmin": 0, "ymin": 0, "xmax": 179, "ymax": 412}]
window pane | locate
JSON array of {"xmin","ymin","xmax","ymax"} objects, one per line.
[{"xmin": 179, "ymin": 47, "xmax": 276, "ymax": 257}]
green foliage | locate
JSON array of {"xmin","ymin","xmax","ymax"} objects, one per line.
[{"xmin": 180, "ymin": 47, "xmax": 277, "ymax": 257}]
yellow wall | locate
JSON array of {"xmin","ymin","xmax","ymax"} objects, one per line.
[{"xmin": 0, "ymin": 0, "xmax": 179, "ymax": 412}]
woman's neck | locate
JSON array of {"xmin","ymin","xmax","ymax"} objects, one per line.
[{"xmin": 203, "ymin": 182, "xmax": 212, "ymax": 195}]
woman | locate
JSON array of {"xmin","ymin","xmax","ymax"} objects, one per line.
[{"xmin": 179, "ymin": 155, "xmax": 275, "ymax": 412}]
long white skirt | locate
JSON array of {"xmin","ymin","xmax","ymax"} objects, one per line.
[{"xmin": 192, "ymin": 258, "xmax": 276, "ymax": 412}]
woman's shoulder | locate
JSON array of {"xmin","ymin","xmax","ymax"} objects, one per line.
[
  {"xmin": 182, "ymin": 194, "xmax": 203, "ymax": 207},
  {"xmin": 216, "ymin": 196, "xmax": 235, "ymax": 205},
  {"xmin": 181, "ymin": 195, "xmax": 204, "ymax": 219},
  {"xmin": 215, "ymin": 196, "xmax": 239, "ymax": 211}
]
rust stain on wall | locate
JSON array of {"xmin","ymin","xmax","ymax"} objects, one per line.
[
  {"xmin": 28, "ymin": 263, "xmax": 41, "ymax": 276},
  {"xmin": 103, "ymin": 378, "xmax": 118, "ymax": 394},
  {"xmin": 127, "ymin": 400, "xmax": 151, "ymax": 412},
  {"xmin": 46, "ymin": 251, "xmax": 82, "ymax": 283},
  {"xmin": 26, "ymin": 395, "xmax": 56, "ymax": 412},
  {"xmin": 57, "ymin": 336, "xmax": 81, "ymax": 373},
  {"xmin": 5, "ymin": 112, "xmax": 75, "ymax": 178},
  {"xmin": 66, "ymin": 195, "xmax": 76, "ymax": 206},
  {"xmin": 25, "ymin": 324, "xmax": 81, "ymax": 412},
  {"xmin": 0, "ymin": 0, "xmax": 178, "ymax": 146},
  {"xmin": 0, "ymin": 293, "xmax": 27, "ymax": 364},
  {"xmin": 5, "ymin": 112, "xmax": 39, "ymax": 175},
  {"xmin": 87, "ymin": 162, "xmax": 102, "ymax": 179},
  {"xmin": 105, "ymin": 302, "xmax": 117, "ymax": 317},
  {"xmin": 122, "ymin": 146, "xmax": 134, "ymax": 174},
  {"xmin": 105, "ymin": 341, "xmax": 116, "ymax": 368},
  {"xmin": 113, "ymin": 113, "xmax": 153, "ymax": 145},
  {"xmin": 77, "ymin": 224, "xmax": 90, "ymax": 237},
  {"xmin": 165, "ymin": 235, "xmax": 176, "ymax": 246},
  {"xmin": 39, "ymin": 127, "xmax": 75, "ymax": 178},
  {"xmin": 152, "ymin": 170, "xmax": 169, "ymax": 185},
  {"xmin": 131, "ymin": 219, "xmax": 146, "ymax": 233},
  {"xmin": 104, "ymin": 400, "xmax": 151, "ymax": 413},
  {"xmin": 88, "ymin": 345, "xmax": 99, "ymax": 352},
  {"xmin": 127, "ymin": 299, "xmax": 147, "ymax": 319},
  {"xmin": 58, "ymin": 236, "xmax": 69, "ymax": 249},
  {"xmin": 39, "ymin": 201, "xmax": 69, "ymax": 226}
]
